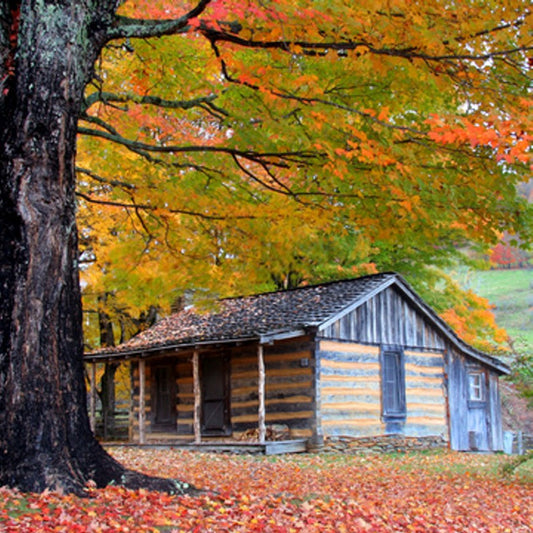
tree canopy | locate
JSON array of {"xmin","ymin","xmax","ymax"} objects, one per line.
[{"xmin": 78, "ymin": 0, "xmax": 532, "ymax": 350}]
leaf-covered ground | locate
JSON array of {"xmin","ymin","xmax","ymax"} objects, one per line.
[{"xmin": 1, "ymin": 448, "xmax": 531, "ymax": 532}]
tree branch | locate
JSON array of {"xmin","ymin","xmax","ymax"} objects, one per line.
[
  {"xmin": 76, "ymin": 166, "xmax": 136, "ymax": 190},
  {"xmin": 76, "ymin": 191, "xmax": 257, "ymax": 221},
  {"xmin": 83, "ymin": 91, "xmax": 227, "ymax": 118},
  {"xmin": 107, "ymin": 0, "xmax": 213, "ymax": 40},
  {"xmin": 77, "ymin": 125, "xmax": 320, "ymax": 165},
  {"xmin": 204, "ymin": 27, "xmax": 532, "ymax": 63}
]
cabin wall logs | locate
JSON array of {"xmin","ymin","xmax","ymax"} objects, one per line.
[
  {"xmin": 318, "ymin": 340, "xmax": 447, "ymax": 439},
  {"xmin": 231, "ymin": 338, "xmax": 315, "ymax": 440}
]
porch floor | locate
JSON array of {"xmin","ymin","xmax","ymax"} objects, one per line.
[{"xmin": 103, "ymin": 439, "xmax": 308, "ymax": 455}]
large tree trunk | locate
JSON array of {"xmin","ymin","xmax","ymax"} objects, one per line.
[{"xmin": 0, "ymin": 1, "xmax": 193, "ymax": 495}]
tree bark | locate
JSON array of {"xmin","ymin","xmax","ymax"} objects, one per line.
[{"xmin": 0, "ymin": 1, "xmax": 194, "ymax": 495}]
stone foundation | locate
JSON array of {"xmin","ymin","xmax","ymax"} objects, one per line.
[{"xmin": 323, "ymin": 434, "xmax": 447, "ymax": 454}]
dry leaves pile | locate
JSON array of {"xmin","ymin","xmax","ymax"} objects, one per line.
[{"xmin": 1, "ymin": 449, "xmax": 531, "ymax": 532}]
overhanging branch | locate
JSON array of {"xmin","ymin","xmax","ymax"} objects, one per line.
[
  {"xmin": 83, "ymin": 91, "xmax": 227, "ymax": 119},
  {"xmin": 76, "ymin": 191, "xmax": 257, "ymax": 221},
  {"xmin": 107, "ymin": 0, "xmax": 213, "ymax": 40},
  {"xmin": 77, "ymin": 125, "xmax": 320, "ymax": 166},
  {"xmin": 204, "ymin": 27, "xmax": 532, "ymax": 63}
]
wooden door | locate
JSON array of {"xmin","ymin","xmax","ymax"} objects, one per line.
[
  {"xmin": 466, "ymin": 370, "xmax": 490, "ymax": 451},
  {"xmin": 201, "ymin": 355, "xmax": 230, "ymax": 436},
  {"xmin": 152, "ymin": 365, "xmax": 176, "ymax": 430}
]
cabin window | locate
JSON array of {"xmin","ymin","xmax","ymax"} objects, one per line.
[
  {"xmin": 468, "ymin": 372, "xmax": 485, "ymax": 402},
  {"xmin": 381, "ymin": 349, "xmax": 406, "ymax": 420}
]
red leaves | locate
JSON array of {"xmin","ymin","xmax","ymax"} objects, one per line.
[
  {"xmin": 1, "ymin": 450, "xmax": 531, "ymax": 532},
  {"xmin": 1, "ymin": 6, "xmax": 20, "ymax": 96}
]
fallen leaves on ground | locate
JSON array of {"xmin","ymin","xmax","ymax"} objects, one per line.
[{"xmin": 1, "ymin": 449, "xmax": 531, "ymax": 532}]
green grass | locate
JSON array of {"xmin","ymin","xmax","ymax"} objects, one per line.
[{"xmin": 467, "ymin": 269, "xmax": 533, "ymax": 355}]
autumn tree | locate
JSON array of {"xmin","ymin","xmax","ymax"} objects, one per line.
[
  {"xmin": 1, "ymin": 0, "xmax": 531, "ymax": 494},
  {"xmin": 77, "ymin": 1, "xmax": 532, "ymax": 337}
]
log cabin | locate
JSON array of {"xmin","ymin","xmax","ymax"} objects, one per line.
[{"xmin": 85, "ymin": 272, "xmax": 510, "ymax": 452}]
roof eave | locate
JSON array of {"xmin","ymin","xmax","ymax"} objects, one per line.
[
  {"xmin": 84, "ymin": 335, "xmax": 260, "ymax": 362},
  {"xmin": 84, "ymin": 329, "xmax": 309, "ymax": 362}
]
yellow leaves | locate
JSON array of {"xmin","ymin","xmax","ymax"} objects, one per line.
[{"xmin": 72, "ymin": 0, "xmax": 532, "ymax": 348}]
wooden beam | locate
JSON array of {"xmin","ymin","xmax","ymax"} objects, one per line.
[
  {"xmin": 139, "ymin": 359, "xmax": 146, "ymax": 444},
  {"xmin": 89, "ymin": 362, "xmax": 97, "ymax": 433},
  {"xmin": 258, "ymin": 344, "xmax": 266, "ymax": 443},
  {"xmin": 193, "ymin": 349, "xmax": 201, "ymax": 444}
]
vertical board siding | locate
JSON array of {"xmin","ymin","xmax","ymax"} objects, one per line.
[
  {"xmin": 446, "ymin": 347, "xmax": 502, "ymax": 451},
  {"xmin": 319, "ymin": 340, "xmax": 384, "ymax": 437},
  {"xmin": 322, "ymin": 286, "xmax": 446, "ymax": 351},
  {"xmin": 489, "ymin": 373, "xmax": 503, "ymax": 450},
  {"xmin": 447, "ymin": 348, "xmax": 468, "ymax": 450},
  {"xmin": 403, "ymin": 350, "xmax": 447, "ymax": 438}
]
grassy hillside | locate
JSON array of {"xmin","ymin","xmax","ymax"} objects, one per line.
[{"xmin": 467, "ymin": 269, "xmax": 532, "ymax": 355}]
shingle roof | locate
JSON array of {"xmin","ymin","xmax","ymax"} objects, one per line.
[
  {"xmin": 92, "ymin": 273, "xmax": 396, "ymax": 356},
  {"xmin": 86, "ymin": 272, "xmax": 509, "ymax": 374}
]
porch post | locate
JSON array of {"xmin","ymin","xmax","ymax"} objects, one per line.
[
  {"xmin": 258, "ymin": 344, "xmax": 266, "ymax": 443},
  {"xmin": 89, "ymin": 361, "xmax": 97, "ymax": 433},
  {"xmin": 192, "ymin": 349, "xmax": 201, "ymax": 444},
  {"xmin": 138, "ymin": 358, "xmax": 146, "ymax": 444}
]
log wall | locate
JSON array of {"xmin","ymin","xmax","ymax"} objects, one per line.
[
  {"xmin": 130, "ymin": 339, "xmax": 316, "ymax": 442},
  {"xmin": 403, "ymin": 349, "xmax": 447, "ymax": 438},
  {"xmin": 318, "ymin": 343, "xmax": 447, "ymax": 440},
  {"xmin": 319, "ymin": 341, "xmax": 384, "ymax": 437},
  {"xmin": 230, "ymin": 339, "xmax": 315, "ymax": 440}
]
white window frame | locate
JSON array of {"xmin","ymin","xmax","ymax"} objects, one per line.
[{"xmin": 468, "ymin": 372, "xmax": 485, "ymax": 402}]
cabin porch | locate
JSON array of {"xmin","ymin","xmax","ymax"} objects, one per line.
[
  {"xmin": 86, "ymin": 339, "xmax": 315, "ymax": 455},
  {"xmin": 102, "ymin": 438, "xmax": 308, "ymax": 455}
]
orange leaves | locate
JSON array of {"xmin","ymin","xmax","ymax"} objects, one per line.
[
  {"xmin": 440, "ymin": 289, "xmax": 509, "ymax": 351},
  {"xmin": 425, "ymin": 114, "xmax": 532, "ymax": 167},
  {"xmin": 2, "ymin": 451, "xmax": 532, "ymax": 532}
]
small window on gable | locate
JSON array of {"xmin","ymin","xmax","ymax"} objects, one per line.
[{"xmin": 469, "ymin": 372, "xmax": 484, "ymax": 402}]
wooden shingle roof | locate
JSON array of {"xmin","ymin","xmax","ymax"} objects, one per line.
[
  {"xmin": 86, "ymin": 272, "xmax": 509, "ymax": 374},
  {"xmin": 92, "ymin": 273, "xmax": 395, "ymax": 356}
]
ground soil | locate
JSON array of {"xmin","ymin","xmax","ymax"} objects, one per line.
[{"xmin": 501, "ymin": 380, "xmax": 533, "ymax": 434}]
